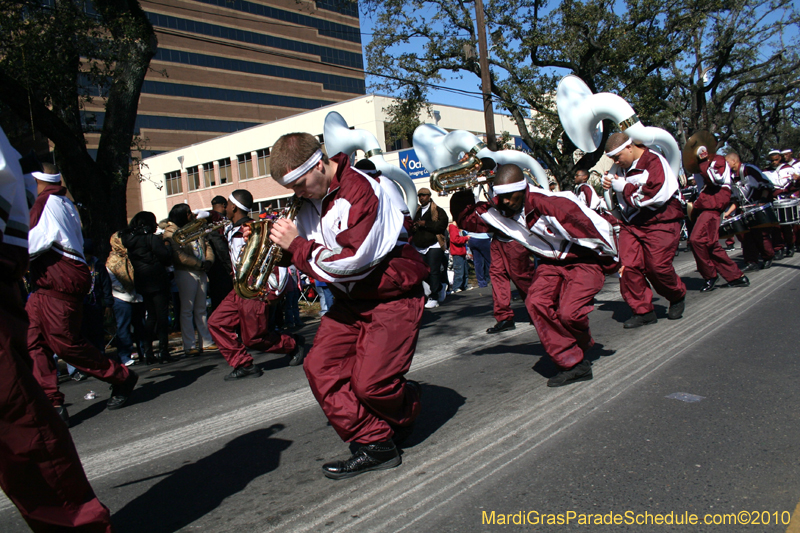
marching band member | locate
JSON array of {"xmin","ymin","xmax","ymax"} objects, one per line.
[
  {"xmin": 688, "ymin": 148, "xmax": 749, "ymax": 290},
  {"xmin": 573, "ymin": 169, "xmax": 603, "ymax": 211},
  {"xmin": 266, "ymin": 133, "xmax": 429, "ymax": 479},
  {"xmin": 27, "ymin": 164, "xmax": 137, "ymax": 421},
  {"xmin": 208, "ymin": 189, "xmax": 305, "ymax": 381},
  {"xmin": 768, "ymin": 149, "xmax": 797, "ymax": 258},
  {"xmin": 451, "ymin": 164, "xmax": 618, "ymax": 387},
  {"xmin": 724, "ymin": 153, "xmax": 775, "ymax": 271},
  {"xmin": 602, "ymin": 133, "xmax": 687, "ymax": 328},
  {"xmin": 0, "ymin": 131, "xmax": 113, "ymax": 531},
  {"xmin": 486, "ymin": 232, "xmax": 535, "ymax": 334}
]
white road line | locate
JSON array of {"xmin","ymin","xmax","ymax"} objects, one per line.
[{"xmin": 265, "ymin": 260, "xmax": 795, "ymax": 532}]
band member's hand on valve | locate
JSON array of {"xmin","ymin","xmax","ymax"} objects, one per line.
[{"xmin": 270, "ymin": 217, "xmax": 299, "ymax": 250}]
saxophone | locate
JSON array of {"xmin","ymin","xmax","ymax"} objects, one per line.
[
  {"xmin": 173, "ymin": 218, "xmax": 231, "ymax": 246},
  {"xmin": 234, "ymin": 196, "xmax": 303, "ymax": 299}
]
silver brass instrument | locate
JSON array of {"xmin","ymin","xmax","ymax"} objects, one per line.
[
  {"xmin": 430, "ymin": 152, "xmax": 484, "ymax": 193},
  {"xmin": 234, "ymin": 196, "xmax": 302, "ymax": 300},
  {"xmin": 173, "ymin": 218, "xmax": 231, "ymax": 246}
]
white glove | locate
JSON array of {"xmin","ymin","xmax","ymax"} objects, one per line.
[{"xmin": 611, "ymin": 178, "xmax": 626, "ymax": 193}]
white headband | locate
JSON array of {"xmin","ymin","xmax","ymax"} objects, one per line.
[
  {"xmin": 228, "ymin": 193, "xmax": 249, "ymax": 212},
  {"xmin": 768, "ymin": 149, "xmax": 781, "ymax": 156},
  {"xmin": 605, "ymin": 138, "xmax": 632, "ymax": 157},
  {"xmin": 31, "ymin": 171, "xmax": 61, "ymax": 183},
  {"xmin": 276, "ymin": 149, "xmax": 323, "ymax": 186},
  {"xmin": 781, "ymin": 149, "xmax": 792, "ymax": 154},
  {"xmin": 493, "ymin": 180, "xmax": 528, "ymax": 195}
]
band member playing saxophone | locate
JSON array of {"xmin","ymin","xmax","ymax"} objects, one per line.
[
  {"xmin": 266, "ymin": 133, "xmax": 429, "ymax": 479},
  {"xmin": 208, "ymin": 189, "xmax": 305, "ymax": 382},
  {"xmin": 602, "ymin": 133, "xmax": 687, "ymax": 328}
]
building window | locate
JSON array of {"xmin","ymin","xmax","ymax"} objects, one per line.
[
  {"xmin": 256, "ymin": 148, "xmax": 270, "ymax": 177},
  {"xmin": 238, "ymin": 152, "xmax": 254, "ymax": 181},
  {"xmin": 187, "ymin": 166, "xmax": 200, "ymax": 191},
  {"xmin": 202, "ymin": 163, "xmax": 216, "ymax": 187},
  {"xmin": 218, "ymin": 158, "xmax": 231, "ymax": 184},
  {"xmin": 165, "ymin": 170, "xmax": 182, "ymax": 196}
]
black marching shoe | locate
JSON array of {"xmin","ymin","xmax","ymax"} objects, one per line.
[
  {"xmin": 787, "ymin": 247, "xmax": 795, "ymax": 258},
  {"xmin": 719, "ymin": 275, "xmax": 750, "ymax": 288},
  {"xmin": 775, "ymin": 249, "xmax": 785, "ymax": 260},
  {"xmin": 158, "ymin": 353, "xmax": 178, "ymax": 364},
  {"xmin": 486, "ymin": 319, "xmax": 515, "ymax": 334},
  {"xmin": 700, "ymin": 276, "xmax": 718, "ymax": 292},
  {"xmin": 742, "ymin": 262, "xmax": 760, "ymax": 273},
  {"xmin": 107, "ymin": 370, "xmax": 139, "ymax": 410},
  {"xmin": 288, "ymin": 335, "xmax": 307, "ymax": 366},
  {"xmin": 547, "ymin": 359, "xmax": 593, "ymax": 387},
  {"xmin": 322, "ymin": 441, "xmax": 401, "ymax": 480},
  {"xmin": 623, "ymin": 311, "xmax": 657, "ymax": 329},
  {"xmin": 667, "ymin": 297, "xmax": 685, "ymax": 320},
  {"xmin": 55, "ymin": 405, "xmax": 70, "ymax": 426},
  {"xmin": 224, "ymin": 364, "xmax": 263, "ymax": 381},
  {"xmin": 763, "ymin": 259, "xmax": 773, "ymax": 269}
]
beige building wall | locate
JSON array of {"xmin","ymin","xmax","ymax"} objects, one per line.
[{"xmin": 139, "ymin": 94, "xmax": 537, "ymax": 220}]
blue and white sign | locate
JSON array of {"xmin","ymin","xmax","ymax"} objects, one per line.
[{"xmin": 398, "ymin": 148, "xmax": 431, "ymax": 179}]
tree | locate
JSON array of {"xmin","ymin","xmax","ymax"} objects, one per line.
[
  {"xmin": 658, "ymin": 0, "xmax": 800, "ymax": 166},
  {"xmin": 362, "ymin": 0, "xmax": 799, "ymax": 186},
  {"xmin": 0, "ymin": 0, "xmax": 157, "ymax": 246},
  {"xmin": 384, "ymin": 84, "xmax": 433, "ymax": 147}
]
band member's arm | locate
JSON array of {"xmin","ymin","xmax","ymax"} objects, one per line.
[
  {"xmin": 28, "ymin": 200, "xmax": 60, "ymax": 259},
  {"xmin": 722, "ymin": 203, "xmax": 737, "ymax": 219},
  {"xmin": 618, "ymin": 156, "xmax": 675, "ymax": 209},
  {"xmin": 534, "ymin": 194, "xmax": 618, "ymax": 257},
  {"xmin": 284, "ymin": 177, "xmax": 403, "ymax": 284},
  {"xmin": 449, "ymin": 189, "xmax": 492, "ymax": 233}
]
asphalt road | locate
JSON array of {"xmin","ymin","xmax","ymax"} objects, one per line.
[{"xmin": 2, "ymin": 244, "xmax": 800, "ymax": 533}]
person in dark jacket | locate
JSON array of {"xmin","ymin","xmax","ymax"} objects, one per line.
[
  {"xmin": 410, "ymin": 188, "xmax": 449, "ymax": 308},
  {"xmin": 121, "ymin": 211, "xmax": 175, "ymax": 364}
]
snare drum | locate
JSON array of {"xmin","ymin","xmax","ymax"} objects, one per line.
[
  {"xmin": 680, "ymin": 187, "xmax": 698, "ymax": 203},
  {"xmin": 719, "ymin": 213, "xmax": 748, "ymax": 238},
  {"xmin": 772, "ymin": 198, "xmax": 800, "ymax": 225},
  {"xmin": 743, "ymin": 204, "xmax": 779, "ymax": 229}
]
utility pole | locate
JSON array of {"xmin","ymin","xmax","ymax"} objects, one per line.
[{"xmin": 474, "ymin": 0, "xmax": 497, "ymax": 151}]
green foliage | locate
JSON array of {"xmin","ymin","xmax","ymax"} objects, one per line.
[
  {"xmin": 363, "ymin": 0, "xmax": 800, "ymax": 183},
  {"xmin": 0, "ymin": 0, "xmax": 157, "ymax": 245},
  {"xmin": 384, "ymin": 84, "xmax": 432, "ymax": 146}
]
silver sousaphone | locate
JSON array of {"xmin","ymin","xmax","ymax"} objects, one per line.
[
  {"xmin": 411, "ymin": 124, "xmax": 551, "ymax": 192},
  {"xmin": 323, "ymin": 111, "xmax": 418, "ymax": 218},
  {"xmin": 556, "ymin": 75, "xmax": 681, "ymax": 211}
]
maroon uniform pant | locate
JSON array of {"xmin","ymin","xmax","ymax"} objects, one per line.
[
  {"xmin": 619, "ymin": 222, "xmax": 686, "ymax": 315},
  {"xmin": 27, "ymin": 290, "xmax": 130, "ymax": 407},
  {"xmin": 689, "ymin": 210, "xmax": 743, "ymax": 282},
  {"xmin": 525, "ymin": 262, "xmax": 604, "ymax": 369},
  {"xmin": 742, "ymin": 228, "xmax": 774, "ymax": 263},
  {"xmin": 304, "ymin": 289, "xmax": 424, "ymax": 444},
  {"xmin": 208, "ymin": 290, "xmax": 296, "ymax": 368},
  {"xmin": 490, "ymin": 238, "xmax": 535, "ymax": 323},
  {"xmin": 772, "ymin": 225, "xmax": 794, "ymax": 251},
  {"xmin": 1, "ymin": 282, "xmax": 112, "ymax": 532}
]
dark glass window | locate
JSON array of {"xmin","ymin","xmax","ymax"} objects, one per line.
[
  {"xmin": 165, "ymin": 170, "xmax": 183, "ymax": 196},
  {"xmin": 187, "ymin": 166, "xmax": 201, "ymax": 191},
  {"xmin": 140, "ymin": 80, "xmax": 337, "ymax": 110},
  {"xmin": 146, "ymin": 13, "xmax": 363, "ymax": 68},
  {"xmin": 238, "ymin": 152, "xmax": 255, "ymax": 180},
  {"xmin": 153, "ymin": 48, "xmax": 365, "ymax": 94},
  {"xmin": 218, "ymin": 158, "xmax": 231, "ymax": 184},
  {"xmin": 256, "ymin": 148, "xmax": 270, "ymax": 177},
  {"xmin": 202, "ymin": 162, "xmax": 216, "ymax": 187}
]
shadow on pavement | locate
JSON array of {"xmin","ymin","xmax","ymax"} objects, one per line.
[
  {"xmin": 400, "ymin": 384, "xmax": 466, "ymax": 450},
  {"xmin": 126, "ymin": 364, "xmax": 218, "ymax": 406},
  {"xmin": 112, "ymin": 424, "xmax": 291, "ymax": 533}
]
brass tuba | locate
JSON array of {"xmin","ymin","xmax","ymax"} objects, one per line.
[
  {"xmin": 173, "ymin": 217, "xmax": 231, "ymax": 246},
  {"xmin": 234, "ymin": 196, "xmax": 303, "ymax": 300}
]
